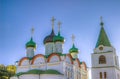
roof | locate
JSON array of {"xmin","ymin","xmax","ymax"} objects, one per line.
[
  {"xmin": 95, "ymin": 22, "xmax": 111, "ymax": 48},
  {"xmin": 69, "ymin": 44, "xmax": 78, "ymax": 53},
  {"xmin": 53, "ymin": 32, "xmax": 64, "ymax": 42},
  {"xmin": 43, "ymin": 29, "xmax": 56, "ymax": 44},
  {"xmin": 43, "ymin": 69, "xmax": 62, "ymax": 74},
  {"xmin": 26, "ymin": 37, "xmax": 36, "ymax": 48},
  {"xmin": 15, "ymin": 69, "xmax": 62, "ymax": 76}
]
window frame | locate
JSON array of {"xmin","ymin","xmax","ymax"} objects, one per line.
[{"xmin": 99, "ymin": 55, "xmax": 106, "ymax": 64}]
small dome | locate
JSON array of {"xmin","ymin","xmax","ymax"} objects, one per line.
[
  {"xmin": 69, "ymin": 44, "xmax": 78, "ymax": 53},
  {"xmin": 43, "ymin": 30, "xmax": 56, "ymax": 44},
  {"xmin": 26, "ymin": 38, "xmax": 36, "ymax": 48},
  {"xmin": 53, "ymin": 32, "xmax": 64, "ymax": 42}
]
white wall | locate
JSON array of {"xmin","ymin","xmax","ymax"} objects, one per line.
[
  {"xmin": 92, "ymin": 52, "xmax": 115, "ymax": 67},
  {"xmin": 55, "ymin": 42, "xmax": 63, "ymax": 53},
  {"xmin": 47, "ymin": 62, "xmax": 64, "ymax": 74},
  {"xmin": 40, "ymin": 74, "xmax": 63, "ymax": 79},
  {"xmin": 45, "ymin": 43, "xmax": 55, "ymax": 55},
  {"xmin": 92, "ymin": 67, "xmax": 116, "ymax": 79},
  {"xmin": 10, "ymin": 74, "xmax": 64, "ymax": 79},
  {"xmin": 26, "ymin": 47, "xmax": 35, "ymax": 58},
  {"xmin": 91, "ymin": 46, "xmax": 120, "ymax": 79}
]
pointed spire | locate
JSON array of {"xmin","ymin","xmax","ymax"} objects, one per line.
[{"xmin": 95, "ymin": 17, "xmax": 111, "ymax": 48}]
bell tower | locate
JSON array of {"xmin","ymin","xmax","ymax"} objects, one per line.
[{"xmin": 91, "ymin": 17, "xmax": 120, "ymax": 79}]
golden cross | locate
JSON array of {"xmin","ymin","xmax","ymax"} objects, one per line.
[
  {"xmin": 51, "ymin": 16, "xmax": 56, "ymax": 30},
  {"xmin": 31, "ymin": 27, "xmax": 34, "ymax": 37},
  {"xmin": 72, "ymin": 34, "xmax": 75, "ymax": 44},
  {"xmin": 58, "ymin": 21, "xmax": 62, "ymax": 32},
  {"xmin": 100, "ymin": 16, "xmax": 104, "ymax": 26},
  {"xmin": 100, "ymin": 16, "xmax": 103, "ymax": 22}
]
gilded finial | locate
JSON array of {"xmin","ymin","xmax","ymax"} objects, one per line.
[
  {"xmin": 100, "ymin": 16, "xmax": 104, "ymax": 26},
  {"xmin": 51, "ymin": 16, "xmax": 56, "ymax": 30},
  {"xmin": 58, "ymin": 21, "xmax": 62, "ymax": 33},
  {"xmin": 100, "ymin": 16, "xmax": 103, "ymax": 22},
  {"xmin": 31, "ymin": 27, "xmax": 34, "ymax": 37},
  {"xmin": 72, "ymin": 34, "xmax": 75, "ymax": 44}
]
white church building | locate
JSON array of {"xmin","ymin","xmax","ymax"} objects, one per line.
[
  {"xmin": 91, "ymin": 17, "xmax": 120, "ymax": 79},
  {"xmin": 10, "ymin": 17, "xmax": 120, "ymax": 79},
  {"xmin": 10, "ymin": 17, "xmax": 88, "ymax": 79}
]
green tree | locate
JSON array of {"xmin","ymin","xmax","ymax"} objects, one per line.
[{"xmin": 0, "ymin": 64, "xmax": 16, "ymax": 79}]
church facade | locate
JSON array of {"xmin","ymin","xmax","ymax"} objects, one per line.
[
  {"xmin": 10, "ymin": 17, "xmax": 120, "ymax": 79},
  {"xmin": 91, "ymin": 18, "xmax": 120, "ymax": 79},
  {"xmin": 10, "ymin": 17, "xmax": 88, "ymax": 79}
]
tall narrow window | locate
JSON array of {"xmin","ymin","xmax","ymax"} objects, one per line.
[
  {"xmin": 118, "ymin": 74, "xmax": 120, "ymax": 79},
  {"xmin": 71, "ymin": 70, "xmax": 72, "ymax": 78},
  {"xmin": 100, "ymin": 72, "xmax": 102, "ymax": 79},
  {"xmin": 117, "ymin": 74, "xmax": 119, "ymax": 79},
  {"xmin": 104, "ymin": 72, "xmax": 107, "ymax": 79},
  {"xmin": 67, "ymin": 71, "xmax": 69, "ymax": 79},
  {"xmin": 115, "ymin": 56, "xmax": 117, "ymax": 65},
  {"xmin": 99, "ymin": 55, "xmax": 106, "ymax": 64},
  {"xmin": 77, "ymin": 72, "xmax": 79, "ymax": 79},
  {"xmin": 65, "ymin": 67, "xmax": 67, "ymax": 76},
  {"xmin": 67, "ymin": 69, "xmax": 70, "ymax": 79},
  {"xmin": 79, "ymin": 72, "xmax": 81, "ymax": 79}
]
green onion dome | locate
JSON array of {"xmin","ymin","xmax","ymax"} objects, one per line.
[
  {"xmin": 69, "ymin": 44, "xmax": 78, "ymax": 53},
  {"xmin": 26, "ymin": 38, "xmax": 36, "ymax": 48},
  {"xmin": 43, "ymin": 30, "xmax": 56, "ymax": 44},
  {"xmin": 53, "ymin": 32, "xmax": 64, "ymax": 43}
]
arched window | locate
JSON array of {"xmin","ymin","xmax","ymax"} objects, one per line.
[
  {"xmin": 100, "ymin": 72, "xmax": 102, "ymax": 79},
  {"xmin": 104, "ymin": 72, "xmax": 107, "ymax": 79},
  {"xmin": 99, "ymin": 55, "xmax": 106, "ymax": 64}
]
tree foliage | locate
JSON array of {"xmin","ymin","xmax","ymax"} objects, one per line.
[{"xmin": 0, "ymin": 64, "xmax": 16, "ymax": 79}]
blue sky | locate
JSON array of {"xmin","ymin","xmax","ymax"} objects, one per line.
[{"xmin": 0, "ymin": 0, "xmax": 120, "ymax": 70}]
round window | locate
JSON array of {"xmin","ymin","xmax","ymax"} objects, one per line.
[{"xmin": 99, "ymin": 47, "xmax": 103, "ymax": 50}]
